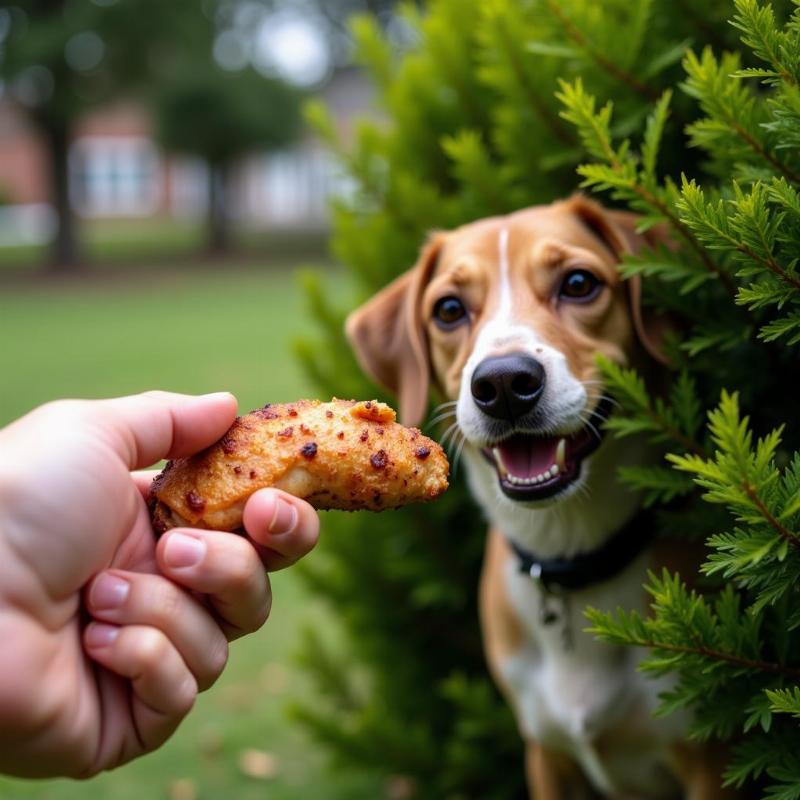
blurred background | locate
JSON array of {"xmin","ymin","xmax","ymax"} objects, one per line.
[{"xmin": 0, "ymin": 1, "xmax": 399, "ymax": 799}]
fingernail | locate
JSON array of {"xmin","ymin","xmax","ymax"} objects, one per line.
[
  {"xmin": 85, "ymin": 623, "xmax": 119, "ymax": 648},
  {"xmin": 164, "ymin": 532, "xmax": 206, "ymax": 568},
  {"xmin": 90, "ymin": 573, "xmax": 129, "ymax": 610},
  {"xmin": 199, "ymin": 391, "xmax": 235, "ymax": 403},
  {"xmin": 269, "ymin": 498, "xmax": 299, "ymax": 535}
]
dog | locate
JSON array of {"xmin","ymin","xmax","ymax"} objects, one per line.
[{"xmin": 346, "ymin": 196, "xmax": 738, "ymax": 799}]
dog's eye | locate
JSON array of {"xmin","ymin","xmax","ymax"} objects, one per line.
[
  {"xmin": 559, "ymin": 270, "xmax": 602, "ymax": 302},
  {"xmin": 432, "ymin": 296, "xmax": 468, "ymax": 329}
]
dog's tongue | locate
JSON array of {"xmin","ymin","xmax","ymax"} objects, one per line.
[{"xmin": 497, "ymin": 434, "xmax": 559, "ymax": 478}]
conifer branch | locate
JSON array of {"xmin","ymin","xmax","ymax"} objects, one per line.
[
  {"xmin": 742, "ymin": 483, "xmax": 800, "ymax": 550},
  {"xmin": 682, "ymin": 46, "xmax": 800, "ymax": 184},
  {"xmin": 630, "ymin": 187, "xmax": 739, "ymax": 297},
  {"xmin": 728, "ymin": 120, "xmax": 800, "ymax": 185},
  {"xmin": 545, "ymin": 0, "xmax": 660, "ymax": 102},
  {"xmin": 682, "ymin": 198, "xmax": 800, "ymax": 292},
  {"xmin": 494, "ymin": 15, "xmax": 575, "ymax": 143},
  {"xmin": 644, "ymin": 408, "xmax": 708, "ymax": 458},
  {"xmin": 628, "ymin": 384, "xmax": 708, "ymax": 459},
  {"xmin": 749, "ymin": 250, "xmax": 800, "ymax": 294},
  {"xmin": 598, "ymin": 358, "xmax": 709, "ymax": 457},
  {"xmin": 580, "ymin": 119, "xmax": 737, "ymax": 296},
  {"xmin": 623, "ymin": 636, "xmax": 800, "ymax": 680},
  {"xmin": 731, "ymin": 0, "xmax": 798, "ymax": 87}
]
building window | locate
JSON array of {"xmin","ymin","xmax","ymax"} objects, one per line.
[
  {"xmin": 241, "ymin": 146, "xmax": 354, "ymax": 227},
  {"xmin": 69, "ymin": 137, "xmax": 160, "ymax": 217}
]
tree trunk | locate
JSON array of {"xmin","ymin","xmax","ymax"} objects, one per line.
[
  {"xmin": 207, "ymin": 162, "xmax": 232, "ymax": 255},
  {"xmin": 45, "ymin": 122, "xmax": 80, "ymax": 272}
]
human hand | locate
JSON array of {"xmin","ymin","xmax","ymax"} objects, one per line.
[{"xmin": 0, "ymin": 391, "xmax": 319, "ymax": 778}]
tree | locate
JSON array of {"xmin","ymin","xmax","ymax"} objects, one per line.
[
  {"xmin": 0, "ymin": 0, "xmax": 213, "ymax": 270},
  {"xmin": 293, "ymin": 0, "xmax": 800, "ymax": 796},
  {"xmin": 154, "ymin": 66, "xmax": 301, "ymax": 255}
]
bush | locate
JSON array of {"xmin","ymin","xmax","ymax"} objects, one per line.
[{"xmin": 295, "ymin": 0, "xmax": 800, "ymax": 796}]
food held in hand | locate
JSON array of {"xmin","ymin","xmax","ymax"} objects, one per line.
[{"xmin": 150, "ymin": 399, "xmax": 449, "ymax": 533}]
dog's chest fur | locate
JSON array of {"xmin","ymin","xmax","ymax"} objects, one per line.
[
  {"xmin": 465, "ymin": 439, "xmax": 690, "ymax": 797},
  {"xmin": 502, "ymin": 556, "xmax": 686, "ymax": 796}
]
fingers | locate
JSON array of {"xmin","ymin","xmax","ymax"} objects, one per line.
[
  {"xmin": 131, "ymin": 477, "xmax": 320, "ymax": 571},
  {"xmin": 98, "ymin": 391, "xmax": 238, "ymax": 470},
  {"xmin": 84, "ymin": 623, "xmax": 197, "ymax": 752},
  {"xmin": 85, "ymin": 571, "xmax": 229, "ymax": 690},
  {"xmin": 156, "ymin": 529, "xmax": 272, "ymax": 641},
  {"xmin": 242, "ymin": 490, "xmax": 320, "ymax": 571},
  {"xmin": 153, "ymin": 493, "xmax": 320, "ymax": 638}
]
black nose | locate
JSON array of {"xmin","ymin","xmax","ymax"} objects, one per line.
[{"xmin": 471, "ymin": 353, "xmax": 546, "ymax": 422}]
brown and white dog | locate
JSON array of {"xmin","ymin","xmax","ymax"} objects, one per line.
[{"xmin": 346, "ymin": 196, "xmax": 736, "ymax": 800}]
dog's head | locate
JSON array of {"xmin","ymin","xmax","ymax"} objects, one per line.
[{"xmin": 346, "ymin": 196, "xmax": 668, "ymax": 507}]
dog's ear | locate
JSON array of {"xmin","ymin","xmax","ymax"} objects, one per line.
[
  {"xmin": 568, "ymin": 194, "xmax": 672, "ymax": 366},
  {"xmin": 345, "ymin": 233, "xmax": 445, "ymax": 427}
]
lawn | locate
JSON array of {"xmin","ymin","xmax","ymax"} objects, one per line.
[
  {"xmin": 0, "ymin": 218, "xmax": 330, "ymax": 275},
  {"xmin": 0, "ymin": 264, "xmax": 383, "ymax": 800}
]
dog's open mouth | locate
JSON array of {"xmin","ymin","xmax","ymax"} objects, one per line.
[{"xmin": 480, "ymin": 397, "xmax": 613, "ymax": 501}]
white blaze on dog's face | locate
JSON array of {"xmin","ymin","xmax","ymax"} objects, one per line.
[{"xmin": 347, "ymin": 196, "xmax": 664, "ymax": 509}]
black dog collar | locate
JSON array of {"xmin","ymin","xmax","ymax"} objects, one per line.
[{"xmin": 509, "ymin": 509, "xmax": 655, "ymax": 593}]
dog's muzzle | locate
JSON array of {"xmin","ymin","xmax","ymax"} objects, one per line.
[{"xmin": 469, "ymin": 352, "xmax": 613, "ymax": 502}]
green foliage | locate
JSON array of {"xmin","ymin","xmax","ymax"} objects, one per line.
[
  {"xmin": 155, "ymin": 67, "xmax": 301, "ymax": 166},
  {"xmin": 297, "ymin": 0, "xmax": 800, "ymax": 796},
  {"xmin": 558, "ymin": 0, "xmax": 800, "ymax": 795}
]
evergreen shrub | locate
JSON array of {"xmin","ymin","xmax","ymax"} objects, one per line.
[{"xmin": 295, "ymin": 1, "xmax": 800, "ymax": 796}]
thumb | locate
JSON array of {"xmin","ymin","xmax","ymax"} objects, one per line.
[{"xmin": 96, "ymin": 391, "xmax": 238, "ymax": 470}]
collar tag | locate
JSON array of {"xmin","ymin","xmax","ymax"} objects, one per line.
[{"xmin": 528, "ymin": 562, "xmax": 564, "ymax": 596}]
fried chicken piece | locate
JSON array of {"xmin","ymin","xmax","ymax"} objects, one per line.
[{"xmin": 150, "ymin": 399, "xmax": 449, "ymax": 533}]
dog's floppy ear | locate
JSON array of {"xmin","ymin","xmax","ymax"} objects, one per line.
[
  {"xmin": 345, "ymin": 233, "xmax": 445, "ymax": 427},
  {"xmin": 568, "ymin": 194, "xmax": 672, "ymax": 366}
]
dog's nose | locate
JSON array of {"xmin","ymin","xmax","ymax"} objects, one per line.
[{"xmin": 471, "ymin": 353, "xmax": 546, "ymax": 421}]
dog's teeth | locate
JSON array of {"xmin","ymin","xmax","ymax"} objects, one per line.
[
  {"xmin": 493, "ymin": 448, "xmax": 508, "ymax": 477},
  {"xmin": 555, "ymin": 439, "xmax": 566, "ymax": 471},
  {"xmin": 503, "ymin": 468, "xmax": 564, "ymax": 487}
]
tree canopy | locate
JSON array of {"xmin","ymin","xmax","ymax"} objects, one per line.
[{"xmin": 155, "ymin": 66, "xmax": 301, "ymax": 167}]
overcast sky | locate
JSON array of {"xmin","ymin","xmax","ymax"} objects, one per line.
[{"xmin": 216, "ymin": 2, "xmax": 333, "ymax": 87}]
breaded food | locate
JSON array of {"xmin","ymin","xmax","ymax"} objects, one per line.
[{"xmin": 150, "ymin": 399, "xmax": 449, "ymax": 533}]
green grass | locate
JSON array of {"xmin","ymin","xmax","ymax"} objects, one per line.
[
  {"xmin": 0, "ymin": 268, "xmax": 335, "ymax": 421},
  {"xmin": 0, "ymin": 265, "xmax": 382, "ymax": 800},
  {"xmin": 0, "ymin": 218, "xmax": 331, "ymax": 275}
]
